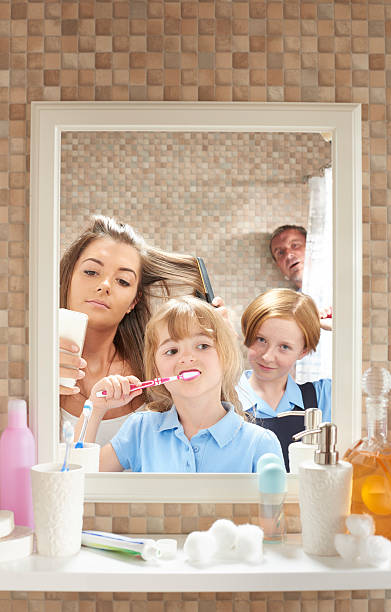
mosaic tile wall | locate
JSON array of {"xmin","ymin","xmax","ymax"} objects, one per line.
[
  {"xmin": 1, "ymin": 591, "xmax": 390, "ymax": 610},
  {"xmin": 1, "ymin": 0, "xmax": 390, "ymax": 607},
  {"xmin": 60, "ymin": 130, "xmax": 331, "ymax": 332}
]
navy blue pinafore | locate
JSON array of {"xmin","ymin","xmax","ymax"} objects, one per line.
[{"xmin": 255, "ymin": 382, "xmax": 318, "ymax": 472}]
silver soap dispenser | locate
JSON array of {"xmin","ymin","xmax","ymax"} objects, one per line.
[
  {"xmin": 294, "ymin": 422, "xmax": 353, "ymax": 556},
  {"xmin": 288, "ymin": 408, "xmax": 322, "ymax": 474}
]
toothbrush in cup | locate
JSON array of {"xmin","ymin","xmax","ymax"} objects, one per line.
[
  {"xmin": 61, "ymin": 420, "xmax": 74, "ymax": 472},
  {"xmin": 75, "ymin": 400, "xmax": 93, "ymax": 449},
  {"xmin": 95, "ymin": 370, "xmax": 201, "ymax": 398}
]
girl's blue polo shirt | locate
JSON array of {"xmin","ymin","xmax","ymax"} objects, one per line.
[
  {"xmin": 236, "ymin": 371, "xmax": 332, "ymax": 422},
  {"xmin": 110, "ymin": 402, "xmax": 283, "ymax": 473}
]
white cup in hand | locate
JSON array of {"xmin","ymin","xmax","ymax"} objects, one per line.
[{"xmin": 59, "ymin": 309, "xmax": 88, "ymax": 388}]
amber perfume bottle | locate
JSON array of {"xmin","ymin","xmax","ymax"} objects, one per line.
[{"xmin": 343, "ymin": 367, "xmax": 391, "ymax": 539}]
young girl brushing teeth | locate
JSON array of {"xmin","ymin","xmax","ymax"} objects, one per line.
[{"xmin": 84, "ymin": 296, "xmax": 283, "ymax": 472}]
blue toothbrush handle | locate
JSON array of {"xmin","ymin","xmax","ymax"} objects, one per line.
[
  {"xmin": 61, "ymin": 444, "xmax": 70, "ymax": 472},
  {"xmin": 75, "ymin": 414, "xmax": 88, "ymax": 448}
]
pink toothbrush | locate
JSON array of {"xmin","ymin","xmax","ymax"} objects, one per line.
[{"xmin": 95, "ymin": 370, "xmax": 201, "ymax": 398}]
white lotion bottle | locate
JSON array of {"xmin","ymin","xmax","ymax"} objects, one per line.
[
  {"xmin": 296, "ymin": 422, "xmax": 353, "ymax": 556},
  {"xmin": 288, "ymin": 408, "xmax": 322, "ymax": 474}
]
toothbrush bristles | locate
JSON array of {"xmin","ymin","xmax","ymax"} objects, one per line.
[
  {"xmin": 179, "ymin": 370, "xmax": 200, "ymax": 381},
  {"xmin": 62, "ymin": 420, "xmax": 74, "ymax": 444},
  {"xmin": 61, "ymin": 420, "xmax": 74, "ymax": 471}
]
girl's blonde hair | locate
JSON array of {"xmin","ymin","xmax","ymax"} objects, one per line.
[
  {"xmin": 60, "ymin": 215, "xmax": 204, "ymax": 381},
  {"xmin": 144, "ymin": 296, "xmax": 244, "ymax": 414},
  {"xmin": 241, "ymin": 288, "xmax": 321, "ymax": 352}
]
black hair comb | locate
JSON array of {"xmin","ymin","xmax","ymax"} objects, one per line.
[{"xmin": 195, "ymin": 257, "xmax": 215, "ymax": 304}]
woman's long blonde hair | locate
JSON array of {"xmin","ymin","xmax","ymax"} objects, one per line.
[
  {"xmin": 144, "ymin": 296, "xmax": 244, "ymax": 414},
  {"xmin": 241, "ymin": 288, "xmax": 321, "ymax": 352},
  {"xmin": 60, "ymin": 216, "xmax": 204, "ymax": 380}
]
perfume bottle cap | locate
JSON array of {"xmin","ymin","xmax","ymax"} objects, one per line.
[
  {"xmin": 258, "ymin": 462, "xmax": 286, "ymax": 494},
  {"xmin": 8, "ymin": 399, "xmax": 27, "ymax": 427},
  {"xmin": 362, "ymin": 367, "xmax": 391, "ymax": 397},
  {"xmin": 256, "ymin": 452, "xmax": 284, "ymax": 474}
]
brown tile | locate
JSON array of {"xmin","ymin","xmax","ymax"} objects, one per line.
[
  {"xmin": 9, "ymin": 104, "xmax": 25, "ymax": 121},
  {"xmin": 233, "ymin": 52, "xmax": 248, "ymax": 69},
  {"xmin": 181, "ymin": 69, "xmax": 198, "ymax": 86},
  {"xmin": 130, "ymin": 52, "xmax": 146, "ymax": 69},
  {"xmin": 78, "ymin": 1, "xmax": 94, "ymax": 19},
  {"xmin": 181, "ymin": 3, "xmax": 197, "ymax": 19},
  {"xmin": 11, "ymin": 4, "xmax": 27, "ymax": 20},
  {"xmin": 147, "ymin": 69, "xmax": 163, "ymax": 85},
  {"xmin": 369, "ymin": 54, "xmax": 385, "ymax": 71},
  {"xmin": 43, "ymin": 70, "xmax": 60, "ymax": 86},
  {"xmin": 164, "ymin": 37, "xmax": 180, "ymax": 53},
  {"xmin": 96, "ymin": 19, "xmax": 112, "ymax": 36},
  {"xmin": 95, "ymin": 53, "xmax": 112, "ymax": 69},
  {"xmin": 250, "ymin": 3, "xmax": 266, "ymax": 20},
  {"xmin": 147, "ymin": 36, "xmax": 163, "ymax": 52},
  {"xmin": 250, "ymin": 36, "xmax": 265, "ymax": 52},
  {"xmin": 129, "ymin": 19, "xmax": 146, "ymax": 35},
  {"xmin": 199, "ymin": 19, "xmax": 215, "ymax": 36},
  {"xmin": 198, "ymin": 85, "xmax": 214, "ymax": 101}
]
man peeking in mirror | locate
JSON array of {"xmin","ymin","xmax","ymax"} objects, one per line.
[
  {"xmin": 269, "ymin": 225, "xmax": 307, "ymax": 291},
  {"xmin": 269, "ymin": 224, "xmax": 332, "ymax": 333}
]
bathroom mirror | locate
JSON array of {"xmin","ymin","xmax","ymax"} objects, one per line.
[{"xmin": 29, "ymin": 102, "xmax": 362, "ymax": 502}]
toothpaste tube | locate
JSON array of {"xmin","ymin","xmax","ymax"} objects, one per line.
[{"xmin": 81, "ymin": 530, "xmax": 160, "ymax": 560}]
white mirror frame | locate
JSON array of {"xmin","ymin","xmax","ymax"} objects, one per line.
[{"xmin": 29, "ymin": 101, "xmax": 362, "ymax": 502}]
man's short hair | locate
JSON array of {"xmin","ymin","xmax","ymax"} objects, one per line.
[{"xmin": 269, "ymin": 225, "xmax": 307, "ymax": 261}]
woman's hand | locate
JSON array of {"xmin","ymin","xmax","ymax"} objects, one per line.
[
  {"xmin": 89, "ymin": 374, "xmax": 143, "ymax": 417},
  {"xmin": 59, "ymin": 337, "xmax": 87, "ymax": 395},
  {"xmin": 212, "ymin": 296, "xmax": 239, "ymax": 336}
]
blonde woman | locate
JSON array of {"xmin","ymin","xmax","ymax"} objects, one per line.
[
  {"xmin": 84, "ymin": 296, "xmax": 283, "ymax": 472},
  {"xmin": 60, "ymin": 215, "xmax": 213, "ymax": 446},
  {"xmin": 237, "ymin": 288, "xmax": 331, "ymax": 471}
]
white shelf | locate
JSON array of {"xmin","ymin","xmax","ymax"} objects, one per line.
[{"xmin": 0, "ymin": 535, "xmax": 390, "ymax": 592}]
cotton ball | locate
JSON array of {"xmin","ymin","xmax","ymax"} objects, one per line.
[
  {"xmin": 358, "ymin": 535, "xmax": 391, "ymax": 567},
  {"xmin": 235, "ymin": 524, "xmax": 264, "ymax": 562},
  {"xmin": 183, "ymin": 531, "xmax": 216, "ymax": 564},
  {"xmin": 346, "ymin": 514, "xmax": 374, "ymax": 538},
  {"xmin": 209, "ymin": 519, "xmax": 239, "ymax": 559},
  {"xmin": 334, "ymin": 533, "xmax": 360, "ymax": 561}
]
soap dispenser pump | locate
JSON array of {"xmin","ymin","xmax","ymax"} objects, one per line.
[
  {"xmin": 288, "ymin": 408, "xmax": 322, "ymax": 474},
  {"xmin": 295, "ymin": 422, "xmax": 353, "ymax": 556}
]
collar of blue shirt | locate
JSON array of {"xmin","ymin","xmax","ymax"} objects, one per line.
[
  {"xmin": 237, "ymin": 370, "xmax": 304, "ymax": 418},
  {"xmin": 154, "ymin": 401, "xmax": 243, "ymax": 448}
]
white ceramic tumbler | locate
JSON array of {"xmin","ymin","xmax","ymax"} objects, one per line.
[
  {"xmin": 31, "ymin": 462, "xmax": 85, "ymax": 556},
  {"xmin": 57, "ymin": 443, "xmax": 100, "ymax": 473}
]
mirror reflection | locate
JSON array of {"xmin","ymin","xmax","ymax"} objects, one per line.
[{"xmin": 59, "ymin": 130, "xmax": 332, "ymax": 473}]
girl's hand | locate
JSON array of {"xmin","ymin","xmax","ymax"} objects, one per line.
[
  {"xmin": 89, "ymin": 374, "xmax": 143, "ymax": 416},
  {"xmin": 319, "ymin": 306, "xmax": 333, "ymax": 331},
  {"xmin": 59, "ymin": 337, "xmax": 87, "ymax": 395}
]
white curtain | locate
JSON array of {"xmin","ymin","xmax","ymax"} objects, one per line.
[{"xmin": 295, "ymin": 167, "xmax": 333, "ymax": 384}]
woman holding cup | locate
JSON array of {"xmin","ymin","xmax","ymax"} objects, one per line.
[{"xmin": 59, "ymin": 215, "xmax": 213, "ymax": 446}]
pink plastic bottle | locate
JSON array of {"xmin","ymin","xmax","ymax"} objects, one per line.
[{"xmin": 0, "ymin": 399, "xmax": 35, "ymax": 528}]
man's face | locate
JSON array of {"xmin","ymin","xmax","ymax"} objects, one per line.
[{"xmin": 270, "ymin": 229, "xmax": 306, "ymax": 289}]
